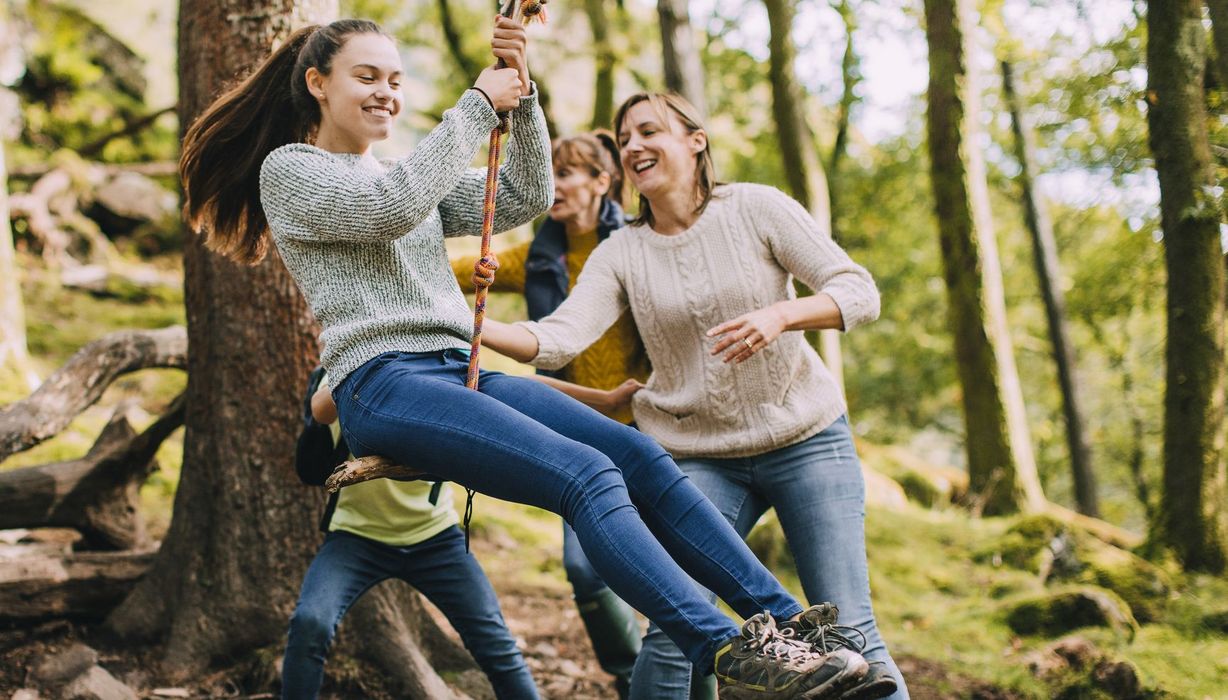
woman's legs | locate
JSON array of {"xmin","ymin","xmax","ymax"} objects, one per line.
[
  {"xmin": 398, "ymin": 526, "xmax": 539, "ymax": 700},
  {"xmin": 334, "ymin": 351, "xmax": 799, "ymax": 667},
  {"xmin": 758, "ymin": 418, "xmax": 908, "ymax": 699},
  {"xmin": 282, "ymin": 532, "xmax": 397, "ymax": 699},
  {"xmin": 562, "ymin": 521, "xmax": 641, "ymax": 697}
]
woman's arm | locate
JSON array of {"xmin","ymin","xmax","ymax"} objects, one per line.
[
  {"xmin": 451, "ymin": 240, "xmax": 530, "ymax": 294},
  {"xmin": 530, "ymin": 375, "xmax": 644, "ymax": 416},
  {"xmin": 310, "ymin": 384, "xmax": 338, "ymax": 425},
  {"xmin": 480, "ymin": 318, "xmax": 540, "ymax": 363}
]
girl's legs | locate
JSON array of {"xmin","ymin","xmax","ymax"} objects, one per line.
[
  {"xmin": 398, "ymin": 526, "xmax": 539, "ymax": 700},
  {"xmin": 759, "ymin": 418, "xmax": 908, "ymax": 699},
  {"xmin": 282, "ymin": 532, "xmax": 397, "ymax": 699},
  {"xmin": 334, "ymin": 350, "xmax": 800, "ymax": 667}
]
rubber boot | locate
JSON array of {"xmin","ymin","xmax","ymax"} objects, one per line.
[{"xmin": 576, "ymin": 587, "xmax": 641, "ymax": 699}]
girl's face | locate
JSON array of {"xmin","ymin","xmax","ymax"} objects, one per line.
[
  {"xmin": 308, "ymin": 33, "xmax": 403, "ymax": 152},
  {"xmin": 617, "ymin": 101, "xmax": 706, "ymax": 201},
  {"xmin": 549, "ymin": 161, "xmax": 610, "ymax": 225}
]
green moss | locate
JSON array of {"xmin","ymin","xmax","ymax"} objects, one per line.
[{"xmin": 1005, "ymin": 586, "xmax": 1139, "ymax": 639}]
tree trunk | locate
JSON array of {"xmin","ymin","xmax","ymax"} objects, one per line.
[
  {"xmin": 657, "ymin": 0, "xmax": 707, "ymax": 117},
  {"xmin": 0, "ymin": 396, "xmax": 184, "ymax": 550},
  {"xmin": 0, "ymin": 545, "xmax": 156, "ymax": 624},
  {"xmin": 0, "ymin": 326, "xmax": 187, "ymax": 462},
  {"xmin": 763, "ymin": 0, "xmax": 845, "ymax": 393},
  {"xmin": 584, "ymin": 0, "xmax": 615, "ymax": 129},
  {"xmin": 1001, "ymin": 59, "xmax": 1099, "ymax": 517},
  {"xmin": 923, "ymin": 0, "xmax": 1044, "ymax": 515},
  {"xmin": 1, "ymin": 1, "xmax": 33, "ymax": 389},
  {"xmin": 1208, "ymin": 0, "xmax": 1228, "ymax": 89},
  {"xmin": 1147, "ymin": 0, "xmax": 1228, "ymax": 573}
]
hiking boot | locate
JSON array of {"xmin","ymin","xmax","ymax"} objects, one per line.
[
  {"xmin": 783, "ymin": 604, "xmax": 898, "ymax": 700},
  {"xmin": 714, "ymin": 612, "xmax": 868, "ymax": 699}
]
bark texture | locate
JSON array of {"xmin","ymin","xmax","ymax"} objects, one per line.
[
  {"xmin": 657, "ymin": 0, "xmax": 707, "ymax": 117},
  {"xmin": 0, "ymin": 326, "xmax": 187, "ymax": 462},
  {"xmin": 924, "ymin": 0, "xmax": 1044, "ymax": 514},
  {"xmin": 1147, "ymin": 0, "xmax": 1228, "ymax": 573},
  {"xmin": 1001, "ymin": 59, "xmax": 1099, "ymax": 517}
]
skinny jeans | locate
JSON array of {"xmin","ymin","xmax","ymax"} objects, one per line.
[{"xmin": 333, "ymin": 349, "xmax": 803, "ymax": 668}]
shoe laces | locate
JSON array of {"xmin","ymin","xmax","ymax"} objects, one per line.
[
  {"xmin": 787, "ymin": 620, "xmax": 867, "ymax": 654},
  {"xmin": 742, "ymin": 613, "xmax": 819, "ymax": 663}
]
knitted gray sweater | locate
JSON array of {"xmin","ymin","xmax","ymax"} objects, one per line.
[{"xmin": 260, "ymin": 89, "xmax": 553, "ymax": 384}]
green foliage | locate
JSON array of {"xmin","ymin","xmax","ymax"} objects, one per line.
[{"xmin": 13, "ymin": 2, "xmax": 176, "ymax": 165}]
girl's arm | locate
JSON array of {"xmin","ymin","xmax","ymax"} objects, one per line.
[
  {"xmin": 436, "ymin": 87, "xmax": 554, "ymax": 238},
  {"xmin": 530, "ymin": 375, "xmax": 644, "ymax": 416},
  {"xmin": 260, "ymin": 88, "xmax": 503, "ymax": 244},
  {"xmin": 451, "ymin": 240, "xmax": 530, "ymax": 294}
]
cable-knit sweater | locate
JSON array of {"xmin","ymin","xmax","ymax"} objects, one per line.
[
  {"xmin": 260, "ymin": 89, "xmax": 553, "ymax": 385},
  {"xmin": 519, "ymin": 183, "xmax": 880, "ymax": 459}
]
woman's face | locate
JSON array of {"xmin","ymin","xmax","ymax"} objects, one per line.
[
  {"xmin": 308, "ymin": 33, "xmax": 403, "ymax": 151},
  {"xmin": 617, "ymin": 101, "xmax": 706, "ymax": 201},
  {"xmin": 549, "ymin": 161, "xmax": 609, "ymax": 224}
]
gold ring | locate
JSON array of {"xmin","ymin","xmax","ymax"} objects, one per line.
[{"xmin": 742, "ymin": 338, "xmax": 754, "ymax": 351}]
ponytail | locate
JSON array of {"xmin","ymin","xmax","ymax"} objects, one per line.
[{"xmin": 180, "ymin": 19, "xmax": 385, "ymax": 264}]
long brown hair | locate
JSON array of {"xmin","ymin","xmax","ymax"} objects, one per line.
[
  {"xmin": 612, "ymin": 92, "xmax": 717, "ymax": 228},
  {"xmin": 179, "ymin": 19, "xmax": 386, "ymax": 264},
  {"xmin": 552, "ymin": 129, "xmax": 624, "ymax": 205}
]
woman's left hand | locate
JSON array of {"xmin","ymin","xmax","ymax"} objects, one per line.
[{"xmin": 707, "ymin": 305, "xmax": 788, "ymax": 364}]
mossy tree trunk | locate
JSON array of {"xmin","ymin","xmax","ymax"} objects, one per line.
[
  {"xmin": 923, "ymin": 0, "xmax": 1044, "ymax": 515},
  {"xmin": 657, "ymin": 0, "xmax": 707, "ymax": 117},
  {"xmin": 1001, "ymin": 59, "xmax": 1099, "ymax": 517},
  {"xmin": 763, "ymin": 0, "xmax": 845, "ymax": 392},
  {"xmin": 1147, "ymin": 0, "xmax": 1228, "ymax": 573}
]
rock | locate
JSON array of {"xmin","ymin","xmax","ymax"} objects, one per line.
[
  {"xmin": 857, "ymin": 442, "xmax": 969, "ymax": 507},
  {"xmin": 1091, "ymin": 659, "xmax": 1143, "ymax": 698},
  {"xmin": 33, "ymin": 643, "xmax": 98, "ymax": 685},
  {"xmin": 11, "ymin": 690, "xmax": 41, "ymax": 700},
  {"xmin": 1074, "ymin": 542, "xmax": 1170, "ymax": 624},
  {"xmin": 150, "ymin": 690, "xmax": 190, "ymax": 698},
  {"xmin": 1005, "ymin": 586, "xmax": 1138, "ymax": 639},
  {"xmin": 1048, "ymin": 636, "xmax": 1101, "ymax": 670},
  {"xmin": 88, "ymin": 172, "xmax": 176, "ymax": 234},
  {"xmin": 62, "ymin": 666, "xmax": 138, "ymax": 700},
  {"xmin": 863, "ymin": 466, "xmax": 909, "ymax": 511}
]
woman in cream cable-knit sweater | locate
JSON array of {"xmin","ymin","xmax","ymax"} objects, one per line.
[
  {"xmin": 179, "ymin": 18, "xmax": 869, "ymax": 700},
  {"xmin": 479, "ymin": 93, "xmax": 906, "ymax": 700}
]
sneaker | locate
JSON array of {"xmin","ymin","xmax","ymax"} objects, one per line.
[
  {"xmin": 783, "ymin": 604, "xmax": 898, "ymax": 700},
  {"xmin": 714, "ymin": 612, "xmax": 868, "ymax": 699}
]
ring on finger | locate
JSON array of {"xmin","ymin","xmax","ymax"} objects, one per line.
[{"xmin": 742, "ymin": 338, "xmax": 755, "ymax": 351}]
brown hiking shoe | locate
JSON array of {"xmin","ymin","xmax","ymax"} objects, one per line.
[
  {"xmin": 783, "ymin": 604, "xmax": 898, "ymax": 700},
  {"xmin": 714, "ymin": 612, "xmax": 868, "ymax": 699}
]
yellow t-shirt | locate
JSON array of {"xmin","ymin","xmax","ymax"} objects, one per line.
[{"xmin": 321, "ymin": 389, "xmax": 459, "ymax": 546}]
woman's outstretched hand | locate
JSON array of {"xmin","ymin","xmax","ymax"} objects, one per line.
[
  {"xmin": 491, "ymin": 15, "xmax": 531, "ymax": 96},
  {"xmin": 472, "ymin": 252, "xmax": 500, "ymax": 290},
  {"xmin": 707, "ymin": 306, "xmax": 789, "ymax": 364},
  {"xmin": 602, "ymin": 378, "xmax": 645, "ymax": 414}
]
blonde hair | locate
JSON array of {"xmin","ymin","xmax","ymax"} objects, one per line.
[
  {"xmin": 552, "ymin": 130, "xmax": 623, "ymax": 204},
  {"xmin": 613, "ymin": 92, "xmax": 717, "ymax": 228}
]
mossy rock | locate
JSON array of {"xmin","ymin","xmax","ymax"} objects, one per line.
[
  {"xmin": 974, "ymin": 514, "xmax": 1068, "ymax": 571},
  {"xmin": 1070, "ymin": 543, "xmax": 1170, "ymax": 624},
  {"xmin": 1201, "ymin": 609, "xmax": 1228, "ymax": 634},
  {"xmin": 856, "ymin": 442, "xmax": 968, "ymax": 507},
  {"xmin": 1005, "ymin": 586, "xmax": 1139, "ymax": 640}
]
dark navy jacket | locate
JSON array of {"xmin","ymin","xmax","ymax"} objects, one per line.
[{"xmin": 523, "ymin": 198, "xmax": 625, "ymax": 377}]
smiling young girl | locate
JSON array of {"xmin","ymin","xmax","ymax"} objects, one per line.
[{"xmin": 179, "ymin": 19, "xmax": 870, "ymax": 699}]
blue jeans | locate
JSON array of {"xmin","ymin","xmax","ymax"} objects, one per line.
[
  {"xmin": 333, "ymin": 350, "xmax": 804, "ymax": 668},
  {"xmin": 282, "ymin": 527, "xmax": 537, "ymax": 699},
  {"xmin": 630, "ymin": 417, "xmax": 909, "ymax": 700}
]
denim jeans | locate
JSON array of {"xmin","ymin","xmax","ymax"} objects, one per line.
[
  {"xmin": 333, "ymin": 350, "xmax": 803, "ymax": 668},
  {"xmin": 281, "ymin": 527, "xmax": 537, "ymax": 699},
  {"xmin": 630, "ymin": 417, "xmax": 909, "ymax": 700}
]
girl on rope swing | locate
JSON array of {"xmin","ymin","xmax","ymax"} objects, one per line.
[
  {"xmin": 475, "ymin": 92, "xmax": 907, "ymax": 700},
  {"xmin": 179, "ymin": 12, "xmax": 871, "ymax": 699}
]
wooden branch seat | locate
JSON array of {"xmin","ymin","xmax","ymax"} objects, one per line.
[{"xmin": 325, "ymin": 456, "xmax": 434, "ymax": 493}]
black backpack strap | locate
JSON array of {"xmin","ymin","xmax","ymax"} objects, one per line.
[{"xmin": 317, "ymin": 490, "xmax": 339, "ymax": 532}]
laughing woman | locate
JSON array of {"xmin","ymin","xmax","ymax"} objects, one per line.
[
  {"xmin": 477, "ymin": 92, "xmax": 908, "ymax": 700},
  {"xmin": 179, "ymin": 17, "xmax": 872, "ymax": 700}
]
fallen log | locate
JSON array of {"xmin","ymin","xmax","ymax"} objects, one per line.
[
  {"xmin": 0, "ymin": 326, "xmax": 186, "ymax": 462},
  {"xmin": 0, "ymin": 541, "xmax": 155, "ymax": 623},
  {"xmin": 0, "ymin": 394, "xmax": 185, "ymax": 550}
]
